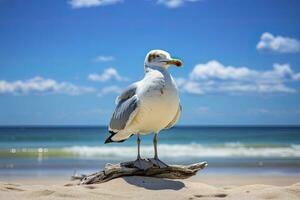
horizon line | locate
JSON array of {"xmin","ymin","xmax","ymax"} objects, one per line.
[{"xmin": 0, "ymin": 124, "xmax": 299, "ymax": 128}]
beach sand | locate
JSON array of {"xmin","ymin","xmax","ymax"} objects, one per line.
[{"xmin": 1, "ymin": 175, "xmax": 299, "ymax": 200}]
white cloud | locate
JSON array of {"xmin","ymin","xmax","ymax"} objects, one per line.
[
  {"xmin": 0, "ymin": 76, "xmax": 95, "ymax": 95},
  {"xmin": 178, "ymin": 79, "xmax": 205, "ymax": 94},
  {"xmin": 257, "ymin": 32, "xmax": 300, "ymax": 53},
  {"xmin": 190, "ymin": 60, "xmax": 300, "ymax": 83},
  {"xmin": 88, "ymin": 68, "xmax": 128, "ymax": 82},
  {"xmin": 69, "ymin": 0, "xmax": 122, "ymax": 8},
  {"xmin": 93, "ymin": 55, "xmax": 115, "ymax": 62},
  {"xmin": 175, "ymin": 77, "xmax": 203, "ymax": 94},
  {"xmin": 176, "ymin": 60, "xmax": 300, "ymax": 95},
  {"xmin": 190, "ymin": 60, "xmax": 252, "ymax": 81},
  {"xmin": 98, "ymin": 85, "xmax": 123, "ymax": 96},
  {"xmin": 157, "ymin": 0, "xmax": 200, "ymax": 8},
  {"xmin": 216, "ymin": 82, "xmax": 296, "ymax": 94}
]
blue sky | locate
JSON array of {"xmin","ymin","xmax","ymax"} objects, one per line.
[{"xmin": 0, "ymin": 0, "xmax": 300, "ymax": 125}]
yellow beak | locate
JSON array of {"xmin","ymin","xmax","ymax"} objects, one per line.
[{"xmin": 166, "ymin": 59, "xmax": 183, "ymax": 67}]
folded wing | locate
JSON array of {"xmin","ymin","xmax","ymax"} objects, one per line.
[{"xmin": 106, "ymin": 83, "xmax": 140, "ymax": 143}]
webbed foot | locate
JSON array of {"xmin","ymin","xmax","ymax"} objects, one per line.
[
  {"xmin": 133, "ymin": 158, "xmax": 153, "ymax": 170},
  {"xmin": 149, "ymin": 158, "xmax": 168, "ymax": 168}
]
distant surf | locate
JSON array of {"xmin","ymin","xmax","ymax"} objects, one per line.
[{"xmin": 2, "ymin": 143, "xmax": 300, "ymax": 159}]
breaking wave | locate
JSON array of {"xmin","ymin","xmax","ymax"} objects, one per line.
[
  {"xmin": 63, "ymin": 143, "xmax": 300, "ymax": 159},
  {"xmin": 2, "ymin": 143, "xmax": 300, "ymax": 159}
]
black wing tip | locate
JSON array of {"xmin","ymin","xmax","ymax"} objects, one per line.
[
  {"xmin": 104, "ymin": 131, "xmax": 116, "ymax": 144},
  {"xmin": 104, "ymin": 131, "xmax": 128, "ymax": 144},
  {"xmin": 104, "ymin": 137, "xmax": 113, "ymax": 144}
]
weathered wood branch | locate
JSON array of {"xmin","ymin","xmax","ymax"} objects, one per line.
[{"xmin": 74, "ymin": 161, "xmax": 207, "ymax": 185}]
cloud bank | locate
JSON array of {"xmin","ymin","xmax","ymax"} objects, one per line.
[
  {"xmin": 69, "ymin": 0, "xmax": 200, "ymax": 8},
  {"xmin": 257, "ymin": 32, "xmax": 300, "ymax": 53},
  {"xmin": 176, "ymin": 60, "xmax": 300, "ymax": 95},
  {"xmin": 0, "ymin": 76, "xmax": 95, "ymax": 95},
  {"xmin": 69, "ymin": 0, "xmax": 122, "ymax": 8}
]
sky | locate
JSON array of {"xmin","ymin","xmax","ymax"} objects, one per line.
[{"xmin": 0, "ymin": 0, "xmax": 300, "ymax": 126}]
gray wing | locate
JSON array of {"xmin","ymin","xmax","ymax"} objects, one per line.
[
  {"xmin": 115, "ymin": 83, "xmax": 137, "ymax": 104},
  {"xmin": 164, "ymin": 104, "xmax": 182, "ymax": 129},
  {"xmin": 109, "ymin": 83, "xmax": 139, "ymax": 132}
]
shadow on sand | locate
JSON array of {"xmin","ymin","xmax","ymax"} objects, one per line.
[{"xmin": 122, "ymin": 176, "xmax": 185, "ymax": 191}]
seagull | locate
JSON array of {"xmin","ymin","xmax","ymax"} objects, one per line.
[{"xmin": 105, "ymin": 50, "xmax": 182, "ymax": 170}]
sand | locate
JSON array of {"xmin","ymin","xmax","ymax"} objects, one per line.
[{"xmin": 1, "ymin": 175, "xmax": 299, "ymax": 200}]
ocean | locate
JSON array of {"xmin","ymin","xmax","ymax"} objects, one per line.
[{"xmin": 0, "ymin": 126, "xmax": 299, "ymax": 178}]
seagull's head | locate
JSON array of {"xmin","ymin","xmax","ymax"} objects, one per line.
[{"xmin": 144, "ymin": 50, "xmax": 183, "ymax": 69}]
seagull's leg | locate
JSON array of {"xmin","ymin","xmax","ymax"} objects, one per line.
[
  {"xmin": 150, "ymin": 133, "xmax": 168, "ymax": 168},
  {"xmin": 137, "ymin": 134, "xmax": 141, "ymax": 159},
  {"xmin": 133, "ymin": 134, "xmax": 152, "ymax": 170}
]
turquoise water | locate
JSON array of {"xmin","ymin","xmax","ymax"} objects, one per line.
[{"xmin": 0, "ymin": 126, "xmax": 299, "ymax": 177}]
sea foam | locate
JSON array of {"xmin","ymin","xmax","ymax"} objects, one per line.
[{"xmin": 62, "ymin": 143, "xmax": 300, "ymax": 159}]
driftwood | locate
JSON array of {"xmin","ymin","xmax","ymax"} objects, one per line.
[{"xmin": 74, "ymin": 161, "xmax": 207, "ymax": 185}]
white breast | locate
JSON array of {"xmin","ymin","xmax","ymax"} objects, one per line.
[{"xmin": 128, "ymin": 68, "xmax": 180, "ymax": 134}]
